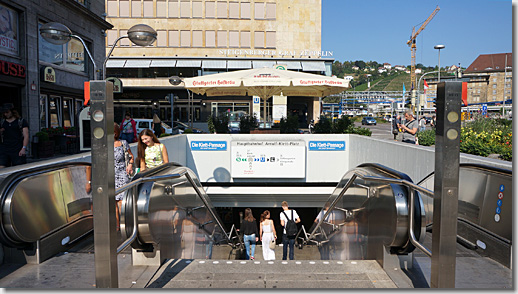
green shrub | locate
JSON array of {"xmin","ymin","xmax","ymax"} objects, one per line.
[
  {"xmin": 314, "ymin": 117, "xmax": 332, "ymax": 133},
  {"xmin": 349, "ymin": 126, "xmax": 372, "ymax": 136},
  {"xmin": 35, "ymin": 131, "xmax": 49, "ymax": 142},
  {"xmin": 417, "ymin": 129, "xmax": 435, "ymax": 146},
  {"xmin": 460, "ymin": 140, "xmax": 492, "ymax": 157},
  {"xmin": 279, "ymin": 115, "xmax": 299, "ymax": 134},
  {"xmin": 207, "ymin": 116, "xmax": 216, "ymax": 134},
  {"xmin": 238, "ymin": 115, "xmax": 258, "ymax": 134},
  {"xmin": 183, "ymin": 129, "xmax": 194, "ymax": 134},
  {"xmin": 332, "ymin": 116, "xmax": 353, "ymax": 133},
  {"xmin": 209, "ymin": 115, "xmax": 229, "ymax": 134}
]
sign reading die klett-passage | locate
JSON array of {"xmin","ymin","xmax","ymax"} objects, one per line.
[
  {"xmin": 231, "ymin": 141, "xmax": 305, "ymax": 178},
  {"xmin": 308, "ymin": 141, "xmax": 346, "ymax": 151},
  {"xmin": 191, "ymin": 141, "xmax": 227, "ymax": 151}
]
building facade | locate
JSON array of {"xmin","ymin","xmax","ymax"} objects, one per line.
[
  {"xmin": 104, "ymin": 0, "xmax": 335, "ymax": 128},
  {"xmin": 0, "ymin": 0, "xmax": 111, "ymax": 153}
]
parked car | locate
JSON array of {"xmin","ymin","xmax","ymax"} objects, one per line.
[
  {"xmin": 134, "ymin": 119, "xmax": 174, "ymax": 135},
  {"xmin": 228, "ymin": 121, "xmax": 240, "ymax": 133},
  {"xmin": 172, "ymin": 121, "xmax": 205, "ymax": 134},
  {"xmin": 361, "ymin": 116, "xmax": 377, "ymax": 125}
]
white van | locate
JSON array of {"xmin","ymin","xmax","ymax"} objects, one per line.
[{"xmin": 133, "ymin": 119, "xmax": 174, "ymax": 136}]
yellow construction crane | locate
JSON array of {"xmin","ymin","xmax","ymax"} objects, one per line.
[{"xmin": 407, "ymin": 5, "xmax": 440, "ymax": 90}]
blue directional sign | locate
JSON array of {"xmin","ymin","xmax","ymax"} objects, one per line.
[
  {"xmin": 308, "ymin": 141, "xmax": 346, "ymax": 151},
  {"xmin": 500, "ymin": 184, "xmax": 505, "ymax": 192},
  {"xmin": 191, "ymin": 141, "xmax": 227, "ymax": 151},
  {"xmin": 497, "ymin": 199, "xmax": 503, "ymax": 207},
  {"xmin": 496, "ymin": 207, "xmax": 501, "ymax": 214},
  {"xmin": 482, "ymin": 104, "xmax": 488, "ymax": 115}
]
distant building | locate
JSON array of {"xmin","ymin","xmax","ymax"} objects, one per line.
[
  {"xmin": 343, "ymin": 75, "xmax": 354, "ymax": 82},
  {"xmin": 447, "ymin": 65, "xmax": 460, "ymax": 73},
  {"xmin": 383, "ymin": 63, "xmax": 392, "ymax": 69},
  {"xmin": 394, "ymin": 65, "xmax": 406, "ymax": 71},
  {"xmin": 415, "ymin": 68, "xmax": 422, "ymax": 74},
  {"xmin": 378, "ymin": 67, "xmax": 387, "ymax": 73},
  {"xmin": 352, "ymin": 66, "xmax": 360, "ymax": 71}
]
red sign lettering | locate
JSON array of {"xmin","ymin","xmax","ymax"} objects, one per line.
[{"xmin": 0, "ymin": 60, "xmax": 26, "ymax": 78}]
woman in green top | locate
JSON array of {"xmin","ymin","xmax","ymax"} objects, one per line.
[{"xmin": 137, "ymin": 129, "xmax": 169, "ymax": 171}]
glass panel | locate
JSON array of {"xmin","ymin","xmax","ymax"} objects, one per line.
[
  {"xmin": 229, "ymin": 2, "xmax": 239, "ymax": 18},
  {"xmin": 205, "ymin": 30, "xmax": 215, "ymax": 47},
  {"xmin": 265, "ymin": 31, "xmax": 275, "ymax": 48},
  {"xmin": 39, "ymin": 95, "xmax": 47, "ymax": 129},
  {"xmin": 169, "ymin": 30, "xmax": 179, "ymax": 47},
  {"xmin": 157, "ymin": 30, "xmax": 167, "ymax": 47},
  {"xmin": 107, "ymin": 30, "xmax": 117, "ymax": 47},
  {"xmin": 240, "ymin": 31, "xmax": 250, "ymax": 48},
  {"xmin": 265, "ymin": 2, "xmax": 275, "ymax": 19},
  {"xmin": 240, "ymin": 2, "xmax": 250, "ymax": 19},
  {"xmin": 180, "ymin": 1, "xmax": 190, "ymax": 18},
  {"xmin": 157, "ymin": 0, "xmax": 166, "ymax": 17},
  {"xmin": 192, "ymin": 1, "xmax": 202, "ymax": 17},
  {"xmin": 120, "ymin": 29, "xmax": 129, "ymax": 46},
  {"xmin": 229, "ymin": 31, "xmax": 239, "ymax": 48},
  {"xmin": 38, "ymin": 23, "xmax": 63, "ymax": 65},
  {"xmin": 217, "ymin": 30, "xmax": 226, "ymax": 48},
  {"xmin": 65, "ymin": 38, "xmax": 86, "ymax": 72},
  {"xmin": 205, "ymin": 1, "xmax": 215, "ymax": 18},
  {"xmin": 63, "ymin": 98, "xmax": 73, "ymax": 127},
  {"xmin": 49, "ymin": 96, "xmax": 61, "ymax": 128},
  {"xmin": 180, "ymin": 30, "xmax": 190, "ymax": 47},
  {"xmin": 143, "ymin": 0, "xmax": 154, "ymax": 17},
  {"xmin": 254, "ymin": 2, "xmax": 264, "ymax": 19},
  {"xmin": 168, "ymin": 0, "xmax": 178, "ymax": 17},
  {"xmin": 192, "ymin": 30, "xmax": 202, "ymax": 47},
  {"xmin": 254, "ymin": 31, "xmax": 264, "ymax": 48},
  {"xmin": 217, "ymin": 1, "xmax": 227, "ymax": 18},
  {"xmin": 132, "ymin": 0, "xmax": 141, "ymax": 17},
  {"xmin": 120, "ymin": 0, "xmax": 130, "ymax": 17},
  {"xmin": 107, "ymin": 0, "xmax": 118, "ymax": 17}
]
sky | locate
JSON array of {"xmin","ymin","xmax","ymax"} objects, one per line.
[{"xmin": 321, "ymin": 0, "xmax": 512, "ymax": 68}]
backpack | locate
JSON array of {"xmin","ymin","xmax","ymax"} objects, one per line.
[
  {"xmin": 0, "ymin": 117, "xmax": 24, "ymax": 130},
  {"xmin": 282, "ymin": 210, "xmax": 298, "ymax": 239}
]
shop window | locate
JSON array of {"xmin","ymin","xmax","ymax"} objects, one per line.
[
  {"xmin": 39, "ymin": 95, "xmax": 47, "ymax": 129},
  {"xmin": 120, "ymin": 0, "xmax": 130, "ymax": 17},
  {"xmin": 156, "ymin": 0, "xmax": 167, "ymax": 17},
  {"xmin": 49, "ymin": 96, "xmax": 62, "ymax": 128},
  {"xmin": 229, "ymin": 2, "xmax": 239, "ymax": 18},
  {"xmin": 217, "ymin": 1, "xmax": 227, "ymax": 18},
  {"xmin": 63, "ymin": 98, "xmax": 73, "ymax": 127},
  {"xmin": 157, "ymin": 30, "xmax": 167, "ymax": 47},
  {"xmin": 240, "ymin": 2, "xmax": 250, "ymax": 19},
  {"xmin": 254, "ymin": 31, "xmax": 264, "ymax": 48},
  {"xmin": 107, "ymin": 0, "xmax": 118, "ymax": 17},
  {"xmin": 265, "ymin": 31, "xmax": 275, "ymax": 48},
  {"xmin": 240, "ymin": 31, "xmax": 250, "ymax": 48},
  {"xmin": 206, "ymin": 1, "xmax": 215, "ymax": 18},
  {"xmin": 266, "ymin": 2, "xmax": 275, "ymax": 19},
  {"xmin": 192, "ymin": 30, "xmax": 202, "ymax": 47},
  {"xmin": 169, "ymin": 30, "xmax": 179, "ymax": 47},
  {"xmin": 180, "ymin": 30, "xmax": 190, "ymax": 47},
  {"xmin": 168, "ymin": 0, "xmax": 179, "ymax": 17},
  {"xmin": 254, "ymin": 2, "xmax": 264, "ymax": 19},
  {"xmin": 206, "ymin": 30, "xmax": 216, "ymax": 47},
  {"xmin": 229, "ymin": 31, "xmax": 239, "ymax": 48},
  {"xmin": 180, "ymin": 0, "xmax": 190, "ymax": 18},
  {"xmin": 143, "ymin": 0, "xmax": 153, "ymax": 17},
  {"xmin": 192, "ymin": 1, "xmax": 202, "ymax": 17},
  {"xmin": 131, "ymin": 0, "xmax": 141, "ymax": 17},
  {"xmin": 217, "ymin": 30, "xmax": 227, "ymax": 48}
]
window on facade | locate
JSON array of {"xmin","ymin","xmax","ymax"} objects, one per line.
[
  {"xmin": 240, "ymin": 2, "xmax": 250, "ymax": 18},
  {"xmin": 169, "ymin": 0, "xmax": 179, "ymax": 17},
  {"xmin": 120, "ymin": 0, "xmax": 130, "ymax": 17},
  {"xmin": 493, "ymin": 90, "xmax": 497, "ymax": 94},
  {"xmin": 217, "ymin": 31, "xmax": 227, "ymax": 47},
  {"xmin": 169, "ymin": 30, "xmax": 179, "ymax": 47},
  {"xmin": 229, "ymin": 2, "xmax": 239, "ymax": 18},
  {"xmin": 192, "ymin": 30, "xmax": 202, "ymax": 47},
  {"xmin": 107, "ymin": 0, "xmax": 118, "ymax": 16},
  {"xmin": 493, "ymin": 78, "xmax": 497, "ymax": 82},
  {"xmin": 131, "ymin": 0, "xmax": 141, "ymax": 17},
  {"xmin": 180, "ymin": 30, "xmax": 190, "ymax": 47},
  {"xmin": 65, "ymin": 38, "xmax": 86, "ymax": 72},
  {"xmin": 266, "ymin": 2, "xmax": 275, "ymax": 19},
  {"xmin": 120, "ymin": 29, "xmax": 130, "ymax": 46},
  {"xmin": 39, "ymin": 23, "xmax": 87, "ymax": 73},
  {"xmin": 229, "ymin": 31, "xmax": 239, "ymax": 48},
  {"xmin": 265, "ymin": 31, "xmax": 275, "ymax": 48},
  {"xmin": 206, "ymin": 1, "xmax": 215, "ymax": 17},
  {"xmin": 493, "ymin": 84, "xmax": 497, "ymax": 88},
  {"xmin": 156, "ymin": 0, "xmax": 166, "ymax": 17},
  {"xmin": 192, "ymin": 1, "xmax": 202, "ymax": 17},
  {"xmin": 206, "ymin": 31, "xmax": 216, "ymax": 47},
  {"xmin": 49, "ymin": 96, "xmax": 61, "ymax": 128},
  {"xmin": 157, "ymin": 30, "xmax": 167, "ymax": 46},
  {"xmin": 63, "ymin": 98, "xmax": 73, "ymax": 127},
  {"xmin": 254, "ymin": 2, "xmax": 264, "ymax": 19},
  {"xmin": 180, "ymin": 0, "xmax": 190, "ymax": 18},
  {"xmin": 254, "ymin": 31, "xmax": 264, "ymax": 48},
  {"xmin": 107, "ymin": 30, "xmax": 117, "ymax": 47},
  {"xmin": 143, "ymin": 0, "xmax": 154, "ymax": 17},
  {"xmin": 217, "ymin": 1, "xmax": 227, "ymax": 18},
  {"xmin": 39, "ymin": 95, "xmax": 47, "ymax": 129},
  {"xmin": 241, "ymin": 31, "xmax": 250, "ymax": 48}
]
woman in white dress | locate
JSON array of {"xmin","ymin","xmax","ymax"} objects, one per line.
[{"xmin": 260, "ymin": 210, "xmax": 277, "ymax": 260}]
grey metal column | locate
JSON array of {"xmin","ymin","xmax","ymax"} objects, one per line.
[
  {"xmin": 431, "ymin": 81, "xmax": 462, "ymax": 288},
  {"xmin": 90, "ymin": 81, "xmax": 118, "ymax": 288}
]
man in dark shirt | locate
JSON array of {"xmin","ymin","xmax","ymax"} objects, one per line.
[{"xmin": 0, "ymin": 103, "xmax": 29, "ymax": 168}]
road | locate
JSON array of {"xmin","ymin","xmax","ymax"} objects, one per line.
[{"xmin": 354, "ymin": 121, "xmax": 395, "ymax": 140}]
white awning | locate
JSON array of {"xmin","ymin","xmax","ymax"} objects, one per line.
[
  {"xmin": 277, "ymin": 61, "xmax": 302, "ymax": 70},
  {"xmin": 301, "ymin": 61, "xmax": 326, "ymax": 72},
  {"xmin": 202, "ymin": 60, "xmax": 227, "ymax": 69},
  {"xmin": 252, "ymin": 60, "xmax": 276, "ymax": 68},
  {"xmin": 105, "ymin": 59, "xmax": 126, "ymax": 68},
  {"xmin": 227, "ymin": 60, "xmax": 252, "ymax": 69},
  {"xmin": 176, "ymin": 60, "xmax": 202, "ymax": 67},
  {"xmin": 150, "ymin": 59, "xmax": 176, "ymax": 67},
  {"xmin": 124, "ymin": 60, "xmax": 151, "ymax": 68}
]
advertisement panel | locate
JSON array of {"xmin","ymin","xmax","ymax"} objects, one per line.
[
  {"xmin": 231, "ymin": 141, "xmax": 305, "ymax": 178},
  {"xmin": 0, "ymin": 4, "xmax": 18, "ymax": 55}
]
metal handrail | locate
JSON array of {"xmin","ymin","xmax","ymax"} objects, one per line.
[
  {"xmin": 303, "ymin": 172, "xmax": 433, "ymax": 257},
  {"xmin": 115, "ymin": 168, "xmax": 231, "ymax": 254}
]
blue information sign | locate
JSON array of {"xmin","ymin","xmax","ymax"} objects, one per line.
[
  {"xmin": 497, "ymin": 199, "xmax": 503, "ymax": 207},
  {"xmin": 496, "ymin": 207, "xmax": 501, "ymax": 214},
  {"xmin": 499, "ymin": 184, "xmax": 505, "ymax": 192},
  {"xmin": 308, "ymin": 141, "xmax": 346, "ymax": 151},
  {"xmin": 191, "ymin": 141, "xmax": 227, "ymax": 151}
]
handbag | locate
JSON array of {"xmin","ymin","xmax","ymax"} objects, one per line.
[
  {"xmin": 122, "ymin": 141, "xmax": 134, "ymax": 175},
  {"xmin": 269, "ymin": 239, "xmax": 276, "ymax": 250}
]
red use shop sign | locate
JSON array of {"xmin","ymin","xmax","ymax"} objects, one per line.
[{"xmin": 0, "ymin": 60, "xmax": 26, "ymax": 78}]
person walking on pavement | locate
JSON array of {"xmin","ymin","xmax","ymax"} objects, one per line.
[
  {"xmin": 0, "ymin": 103, "xmax": 29, "ymax": 168},
  {"xmin": 419, "ymin": 117, "xmax": 426, "ymax": 132},
  {"xmin": 120, "ymin": 112, "xmax": 137, "ymax": 143},
  {"xmin": 280, "ymin": 201, "xmax": 301, "ymax": 260},
  {"xmin": 398, "ymin": 111, "xmax": 418, "ymax": 144},
  {"xmin": 260, "ymin": 210, "xmax": 277, "ymax": 260},
  {"xmin": 152, "ymin": 114, "xmax": 162, "ymax": 138},
  {"xmin": 241, "ymin": 208, "xmax": 259, "ymax": 260}
]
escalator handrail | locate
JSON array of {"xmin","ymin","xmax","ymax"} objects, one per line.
[
  {"xmin": 304, "ymin": 172, "xmax": 434, "ymax": 257},
  {"xmin": 417, "ymin": 163, "xmax": 512, "ymax": 186},
  {"xmin": 115, "ymin": 166, "xmax": 231, "ymax": 254}
]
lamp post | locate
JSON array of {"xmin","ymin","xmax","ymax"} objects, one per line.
[
  {"xmin": 40, "ymin": 22, "xmax": 98, "ymax": 80},
  {"xmin": 103, "ymin": 24, "xmax": 157, "ymax": 80},
  {"xmin": 416, "ymin": 70, "xmax": 439, "ymax": 128},
  {"xmin": 434, "ymin": 45, "xmax": 445, "ymax": 83},
  {"xmin": 169, "ymin": 76, "xmax": 182, "ymax": 128}
]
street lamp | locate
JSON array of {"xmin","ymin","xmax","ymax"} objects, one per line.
[
  {"xmin": 102, "ymin": 24, "xmax": 157, "ymax": 79},
  {"xmin": 434, "ymin": 44, "xmax": 445, "ymax": 82},
  {"xmin": 168, "ymin": 76, "xmax": 182, "ymax": 127},
  {"xmin": 39, "ymin": 22, "xmax": 98, "ymax": 80}
]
